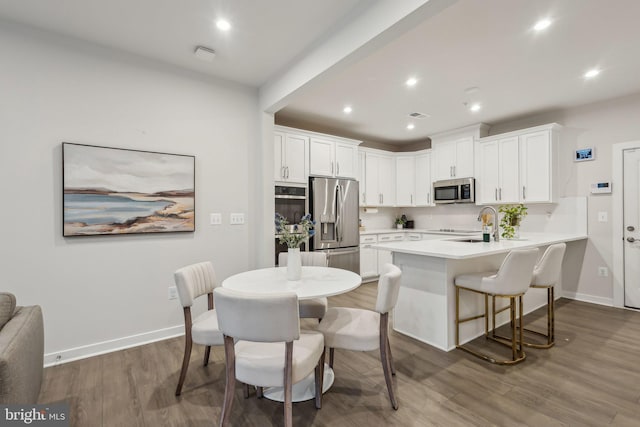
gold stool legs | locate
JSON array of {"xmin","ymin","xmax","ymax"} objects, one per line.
[
  {"xmin": 455, "ymin": 286, "xmax": 526, "ymax": 365},
  {"xmin": 520, "ymin": 285, "xmax": 555, "ymax": 349}
]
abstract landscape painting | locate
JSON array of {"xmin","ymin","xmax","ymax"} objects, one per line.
[{"xmin": 63, "ymin": 143, "xmax": 195, "ymax": 236}]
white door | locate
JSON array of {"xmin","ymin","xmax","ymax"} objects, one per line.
[
  {"xmin": 477, "ymin": 140, "xmax": 499, "ymax": 204},
  {"xmin": 378, "ymin": 155, "xmax": 395, "ymax": 206},
  {"xmin": 433, "ymin": 141, "xmax": 456, "ymax": 180},
  {"xmin": 415, "ymin": 152, "xmax": 432, "ymax": 206},
  {"xmin": 284, "ymin": 134, "xmax": 308, "ymax": 184},
  {"xmin": 274, "ymin": 132, "xmax": 285, "ymax": 181},
  {"xmin": 454, "ymin": 136, "xmax": 475, "ymax": 178},
  {"xmin": 498, "ymin": 137, "xmax": 520, "ymax": 203},
  {"xmin": 309, "ymin": 138, "xmax": 334, "ymax": 177},
  {"xmin": 520, "ymin": 131, "xmax": 551, "ymax": 202},
  {"xmin": 396, "ymin": 156, "xmax": 415, "ymax": 206},
  {"xmin": 335, "ymin": 143, "xmax": 356, "ymax": 178},
  {"xmin": 624, "ymin": 148, "xmax": 640, "ymax": 309}
]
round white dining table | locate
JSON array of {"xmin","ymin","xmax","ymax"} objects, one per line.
[
  {"xmin": 221, "ymin": 266, "xmax": 362, "ymax": 403},
  {"xmin": 221, "ymin": 266, "xmax": 361, "ymax": 300}
]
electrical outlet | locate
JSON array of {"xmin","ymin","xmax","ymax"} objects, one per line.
[
  {"xmin": 210, "ymin": 213, "xmax": 222, "ymax": 225},
  {"xmin": 168, "ymin": 286, "xmax": 178, "ymax": 300},
  {"xmin": 598, "ymin": 211, "xmax": 608, "ymax": 222},
  {"xmin": 598, "ymin": 267, "xmax": 608, "ymax": 277},
  {"xmin": 230, "ymin": 213, "xmax": 245, "ymax": 225}
]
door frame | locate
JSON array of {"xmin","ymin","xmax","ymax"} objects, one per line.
[{"xmin": 612, "ymin": 140, "xmax": 640, "ymax": 308}]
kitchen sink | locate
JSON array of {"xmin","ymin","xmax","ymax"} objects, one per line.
[{"xmin": 450, "ymin": 238, "xmax": 485, "ymax": 243}]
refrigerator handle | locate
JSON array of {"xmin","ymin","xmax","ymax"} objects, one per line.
[{"xmin": 336, "ymin": 184, "xmax": 343, "ymax": 242}]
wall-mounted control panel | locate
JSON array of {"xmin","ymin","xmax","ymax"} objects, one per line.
[{"xmin": 590, "ymin": 182, "xmax": 611, "ymax": 194}]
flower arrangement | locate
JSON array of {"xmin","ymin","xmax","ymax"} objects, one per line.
[
  {"xmin": 275, "ymin": 213, "xmax": 315, "ymax": 248},
  {"xmin": 499, "ymin": 204, "xmax": 528, "ymax": 239}
]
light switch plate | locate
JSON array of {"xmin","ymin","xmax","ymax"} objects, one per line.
[
  {"xmin": 210, "ymin": 213, "xmax": 222, "ymax": 225},
  {"xmin": 230, "ymin": 213, "xmax": 245, "ymax": 225},
  {"xmin": 598, "ymin": 211, "xmax": 608, "ymax": 222},
  {"xmin": 168, "ymin": 286, "xmax": 178, "ymax": 300}
]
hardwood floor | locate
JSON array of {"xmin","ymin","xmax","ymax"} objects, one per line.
[{"xmin": 39, "ymin": 282, "xmax": 640, "ymax": 426}]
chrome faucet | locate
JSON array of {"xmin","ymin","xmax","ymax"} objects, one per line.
[{"xmin": 477, "ymin": 206, "xmax": 499, "ymax": 242}]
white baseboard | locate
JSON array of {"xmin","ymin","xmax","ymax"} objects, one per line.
[
  {"xmin": 561, "ymin": 291, "xmax": 613, "ymax": 307},
  {"xmin": 44, "ymin": 325, "xmax": 184, "ymax": 367}
]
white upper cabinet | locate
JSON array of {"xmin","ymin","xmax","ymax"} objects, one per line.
[
  {"xmin": 519, "ymin": 129, "xmax": 556, "ymax": 203},
  {"xmin": 476, "ymin": 123, "xmax": 560, "ymax": 204},
  {"xmin": 476, "ymin": 137, "xmax": 519, "ymax": 204},
  {"xmin": 415, "ymin": 151, "xmax": 433, "ymax": 206},
  {"xmin": 396, "ymin": 156, "xmax": 416, "ymax": 206},
  {"xmin": 274, "ymin": 130, "xmax": 308, "ymax": 184},
  {"xmin": 358, "ymin": 151, "xmax": 366, "ymax": 207},
  {"xmin": 431, "ymin": 124, "xmax": 489, "ymax": 181},
  {"xmin": 433, "ymin": 136, "xmax": 475, "ymax": 180},
  {"xmin": 309, "ymin": 137, "xmax": 359, "ymax": 178},
  {"xmin": 362, "ymin": 150, "xmax": 395, "ymax": 206}
]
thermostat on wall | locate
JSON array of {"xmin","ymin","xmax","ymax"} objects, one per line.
[
  {"xmin": 590, "ymin": 182, "xmax": 611, "ymax": 194},
  {"xmin": 575, "ymin": 147, "xmax": 595, "ymax": 162}
]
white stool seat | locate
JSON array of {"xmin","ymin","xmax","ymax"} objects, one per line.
[
  {"xmin": 191, "ymin": 310, "xmax": 224, "ymax": 345},
  {"xmin": 453, "ymin": 271, "xmax": 498, "ymax": 294},
  {"xmin": 318, "ymin": 307, "xmax": 380, "ymax": 351},
  {"xmin": 235, "ymin": 330, "xmax": 324, "ymax": 387}
]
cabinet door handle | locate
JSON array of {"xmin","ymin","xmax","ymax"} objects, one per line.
[
  {"xmin": 331, "ymin": 162, "xmax": 334, "ymax": 175},
  {"xmin": 337, "ymin": 162, "xmax": 340, "ymax": 175},
  {"xmin": 281, "ymin": 166, "xmax": 285, "ymax": 179},
  {"xmin": 363, "ymin": 193, "xmax": 366, "ymax": 204},
  {"xmin": 495, "ymin": 188, "xmax": 498, "ymax": 201},
  {"xmin": 452, "ymin": 165, "xmax": 455, "ymax": 177},
  {"xmin": 522, "ymin": 186, "xmax": 526, "ymax": 200},
  {"xmin": 411, "ymin": 194, "xmax": 413, "ymax": 205},
  {"xmin": 499, "ymin": 188, "xmax": 502, "ymax": 200},
  {"xmin": 285, "ymin": 166, "xmax": 289, "ymax": 179},
  {"xmin": 427, "ymin": 192, "xmax": 430, "ymax": 204}
]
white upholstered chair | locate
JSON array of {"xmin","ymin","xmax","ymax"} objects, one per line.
[
  {"xmin": 317, "ymin": 263, "xmax": 402, "ymax": 410},
  {"xmin": 454, "ymin": 248, "xmax": 539, "ymax": 365},
  {"xmin": 173, "ymin": 261, "xmax": 224, "ymax": 396},
  {"xmin": 520, "ymin": 243, "xmax": 566, "ymax": 348},
  {"xmin": 214, "ymin": 287, "xmax": 325, "ymax": 427},
  {"xmin": 278, "ymin": 251, "xmax": 329, "ymax": 320}
]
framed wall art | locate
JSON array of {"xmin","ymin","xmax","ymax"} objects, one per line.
[{"xmin": 63, "ymin": 143, "xmax": 195, "ymax": 236}]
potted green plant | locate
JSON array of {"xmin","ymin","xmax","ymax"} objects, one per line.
[
  {"xmin": 499, "ymin": 204, "xmax": 528, "ymax": 239},
  {"xmin": 394, "ymin": 216, "xmax": 406, "ymax": 229}
]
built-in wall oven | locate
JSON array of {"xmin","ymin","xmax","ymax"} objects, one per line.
[{"xmin": 274, "ymin": 185, "xmax": 307, "ymax": 265}]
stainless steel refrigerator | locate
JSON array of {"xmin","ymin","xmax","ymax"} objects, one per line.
[{"xmin": 309, "ymin": 177, "xmax": 360, "ymax": 274}]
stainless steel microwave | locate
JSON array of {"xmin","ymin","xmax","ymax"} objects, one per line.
[{"xmin": 433, "ymin": 177, "xmax": 475, "ymax": 204}]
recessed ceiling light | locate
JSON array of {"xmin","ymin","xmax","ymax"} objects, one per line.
[
  {"xmin": 407, "ymin": 123, "xmax": 415, "ymax": 130},
  {"xmin": 534, "ymin": 19, "xmax": 552, "ymax": 31},
  {"xmin": 216, "ymin": 19, "xmax": 231, "ymax": 31},
  {"xmin": 469, "ymin": 103, "xmax": 481, "ymax": 112},
  {"xmin": 406, "ymin": 77, "xmax": 418, "ymax": 87},
  {"xmin": 343, "ymin": 106, "xmax": 352, "ymax": 114},
  {"xmin": 584, "ymin": 69, "xmax": 601, "ymax": 79}
]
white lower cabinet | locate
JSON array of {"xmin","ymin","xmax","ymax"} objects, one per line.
[
  {"xmin": 359, "ymin": 235, "xmax": 378, "ymax": 279},
  {"xmin": 376, "ymin": 233, "xmax": 404, "ymax": 274}
]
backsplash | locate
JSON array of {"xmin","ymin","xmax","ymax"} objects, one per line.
[{"xmin": 359, "ymin": 197, "xmax": 587, "ymax": 234}]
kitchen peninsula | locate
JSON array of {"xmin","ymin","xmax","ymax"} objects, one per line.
[{"xmin": 372, "ymin": 232, "xmax": 588, "ymax": 351}]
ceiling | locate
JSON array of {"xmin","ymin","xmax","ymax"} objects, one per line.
[
  {"xmin": 0, "ymin": 0, "xmax": 367, "ymax": 86},
  {"xmin": 2, "ymin": 1, "xmax": 640, "ymax": 146},
  {"xmin": 277, "ymin": 0, "xmax": 640, "ymax": 145}
]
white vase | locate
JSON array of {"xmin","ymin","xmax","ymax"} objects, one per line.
[
  {"xmin": 396, "ymin": 224, "xmax": 403, "ymax": 229},
  {"xmin": 287, "ymin": 247, "xmax": 302, "ymax": 281}
]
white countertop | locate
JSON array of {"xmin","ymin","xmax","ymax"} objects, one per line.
[
  {"xmin": 360, "ymin": 228, "xmax": 481, "ymax": 236},
  {"xmin": 370, "ymin": 232, "xmax": 587, "ymax": 259}
]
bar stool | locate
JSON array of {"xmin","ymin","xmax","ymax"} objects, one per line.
[
  {"xmin": 520, "ymin": 243, "xmax": 566, "ymax": 348},
  {"xmin": 454, "ymin": 248, "xmax": 539, "ymax": 365}
]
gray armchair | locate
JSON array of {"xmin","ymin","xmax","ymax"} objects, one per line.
[{"xmin": 0, "ymin": 292, "xmax": 44, "ymax": 404}]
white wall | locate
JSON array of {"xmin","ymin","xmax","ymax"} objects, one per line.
[
  {"xmin": 0, "ymin": 22, "xmax": 260, "ymax": 363},
  {"xmin": 488, "ymin": 93, "xmax": 640, "ymax": 305}
]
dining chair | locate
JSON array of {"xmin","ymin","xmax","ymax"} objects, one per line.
[
  {"xmin": 278, "ymin": 251, "xmax": 328, "ymax": 320},
  {"xmin": 454, "ymin": 248, "xmax": 539, "ymax": 365},
  {"xmin": 173, "ymin": 261, "xmax": 224, "ymax": 396},
  {"xmin": 317, "ymin": 263, "xmax": 402, "ymax": 409},
  {"xmin": 214, "ymin": 287, "xmax": 326, "ymax": 427}
]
